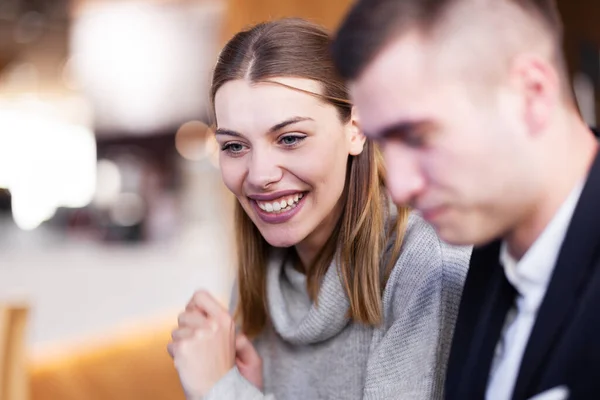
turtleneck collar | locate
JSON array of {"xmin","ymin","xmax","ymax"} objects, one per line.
[{"xmin": 265, "ymin": 248, "xmax": 350, "ymax": 345}]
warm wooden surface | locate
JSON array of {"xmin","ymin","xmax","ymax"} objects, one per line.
[{"xmin": 30, "ymin": 323, "xmax": 184, "ymax": 400}]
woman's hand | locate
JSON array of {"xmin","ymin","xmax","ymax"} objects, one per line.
[
  {"xmin": 168, "ymin": 291, "xmax": 236, "ymax": 399},
  {"xmin": 167, "ymin": 290, "xmax": 264, "ymax": 397},
  {"xmin": 235, "ymin": 333, "xmax": 263, "ymax": 390}
]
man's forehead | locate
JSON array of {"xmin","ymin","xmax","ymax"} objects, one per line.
[
  {"xmin": 349, "ymin": 35, "xmax": 440, "ymax": 135},
  {"xmin": 359, "ymin": 33, "xmax": 432, "ymax": 85}
]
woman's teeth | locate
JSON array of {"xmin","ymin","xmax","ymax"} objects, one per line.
[{"xmin": 257, "ymin": 193, "xmax": 303, "ymax": 214}]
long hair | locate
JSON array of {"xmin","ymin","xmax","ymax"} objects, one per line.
[{"xmin": 211, "ymin": 18, "xmax": 410, "ymax": 338}]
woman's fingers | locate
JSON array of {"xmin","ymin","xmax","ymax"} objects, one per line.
[
  {"xmin": 188, "ymin": 290, "xmax": 229, "ymax": 322},
  {"xmin": 178, "ymin": 310, "xmax": 209, "ymax": 329},
  {"xmin": 169, "ymin": 311, "xmax": 209, "ymax": 359},
  {"xmin": 172, "ymin": 327, "xmax": 195, "ymax": 341}
]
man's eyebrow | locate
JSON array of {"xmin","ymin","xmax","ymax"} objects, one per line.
[{"xmin": 366, "ymin": 120, "xmax": 434, "ymax": 139}]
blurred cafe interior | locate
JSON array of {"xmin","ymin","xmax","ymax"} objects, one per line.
[{"xmin": 0, "ymin": 0, "xmax": 598, "ymax": 399}]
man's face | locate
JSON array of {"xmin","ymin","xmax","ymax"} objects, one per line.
[{"xmin": 350, "ymin": 34, "xmax": 540, "ymax": 246}]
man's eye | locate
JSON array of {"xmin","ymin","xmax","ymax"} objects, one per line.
[{"xmin": 403, "ymin": 133, "xmax": 426, "ymax": 148}]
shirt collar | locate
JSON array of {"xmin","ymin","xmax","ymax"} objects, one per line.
[{"xmin": 500, "ymin": 180, "xmax": 584, "ymax": 311}]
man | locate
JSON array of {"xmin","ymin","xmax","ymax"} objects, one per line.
[{"xmin": 331, "ymin": 0, "xmax": 600, "ymax": 399}]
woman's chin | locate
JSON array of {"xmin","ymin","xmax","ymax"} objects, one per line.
[
  {"xmin": 263, "ymin": 238, "xmax": 299, "ymax": 249},
  {"xmin": 260, "ymin": 232, "xmax": 301, "ymax": 249}
]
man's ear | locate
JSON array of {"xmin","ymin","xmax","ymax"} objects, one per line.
[
  {"xmin": 347, "ymin": 107, "xmax": 367, "ymax": 156},
  {"xmin": 510, "ymin": 54, "xmax": 559, "ymax": 135}
]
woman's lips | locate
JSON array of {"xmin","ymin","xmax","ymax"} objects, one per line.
[{"xmin": 251, "ymin": 192, "xmax": 307, "ymax": 224}]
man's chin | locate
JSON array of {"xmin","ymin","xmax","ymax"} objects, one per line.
[{"xmin": 435, "ymin": 225, "xmax": 494, "ymax": 247}]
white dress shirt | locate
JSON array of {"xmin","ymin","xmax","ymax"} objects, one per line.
[{"xmin": 485, "ymin": 181, "xmax": 585, "ymax": 400}]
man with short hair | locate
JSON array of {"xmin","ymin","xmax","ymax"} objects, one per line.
[{"xmin": 332, "ymin": 0, "xmax": 600, "ymax": 399}]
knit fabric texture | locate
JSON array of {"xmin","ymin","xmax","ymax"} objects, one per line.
[{"xmin": 205, "ymin": 213, "xmax": 471, "ymax": 399}]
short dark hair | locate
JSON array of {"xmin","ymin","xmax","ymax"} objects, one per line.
[{"xmin": 331, "ymin": 0, "xmax": 565, "ymax": 81}]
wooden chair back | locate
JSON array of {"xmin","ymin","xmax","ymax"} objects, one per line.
[{"xmin": 0, "ymin": 303, "xmax": 29, "ymax": 400}]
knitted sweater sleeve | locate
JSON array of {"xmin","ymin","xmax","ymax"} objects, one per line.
[
  {"xmin": 362, "ymin": 215, "xmax": 470, "ymax": 399},
  {"xmin": 203, "ymin": 367, "xmax": 274, "ymax": 400}
]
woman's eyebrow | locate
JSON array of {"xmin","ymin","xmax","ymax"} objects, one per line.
[
  {"xmin": 215, "ymin": 116, "xmax": 314, "ymax": 137},
  {"xmin": 268, "ymin": 116, "xmax": 314, "ymax": 133}
]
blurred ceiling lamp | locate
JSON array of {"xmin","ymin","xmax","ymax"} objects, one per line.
[
  {"xmin": 0, "ymin": 96, "xmax": 96, "ymax": 231},
  {"xmin": 175, "ymin": 120, "xmax": 213, "ymax": 161},
  {"xmin": 93, "ymin": 159, "xmax": 122, "ymax": 208},
  {"xmin": 69, "ymin": 0, "xmax": 225, "ymax": 135},
  {"xmin": 109, "ymin": 192, "xmax": 146, "ymax": 227}
]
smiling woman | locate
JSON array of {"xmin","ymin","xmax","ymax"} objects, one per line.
[
  {"xmin": 167, "ymin": 18, "xmax": 472, "ymax": 400},
  {"xmin": 214, "ymin": 77, "xmax": 361, "ymax": 261}
]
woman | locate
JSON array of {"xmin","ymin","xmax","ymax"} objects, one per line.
[{"xmin": 168, "ymin": 18, "xmax": 471, "ymax": 399}]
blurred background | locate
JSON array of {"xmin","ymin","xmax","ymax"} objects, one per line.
[{"xmin": 0, "ymin": 0, "xmax": 598, "ymax": 399}]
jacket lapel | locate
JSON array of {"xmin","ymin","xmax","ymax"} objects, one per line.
[
  {"xmin": 449, "ymin": 241, "xmax": 514, "ymax": 399},
  {"xmin": 512, "ymin": 147, "xmax": 600, "ymax": 399}
]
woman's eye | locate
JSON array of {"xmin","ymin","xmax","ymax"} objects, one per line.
[
  {"xmin": 279, "ymin": 135, "xmax": 306, "ymax": 147},
  {"xmin": 221, "ymin": 142, "xmax": 246, "ymax": 154}
]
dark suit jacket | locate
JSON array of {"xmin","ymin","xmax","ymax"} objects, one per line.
[{"xmin": 446, "ymin": 131, "xmax": 600, "ymax": 400}]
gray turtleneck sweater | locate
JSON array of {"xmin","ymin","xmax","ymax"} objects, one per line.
[{"xmin": 205, "ymin": 213, "xmax": 471, "ymax": 399}]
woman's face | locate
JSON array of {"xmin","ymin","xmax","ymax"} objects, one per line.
[{"xmin": 214, "ymin": 77, "xmax": 365, "ymax": 255}]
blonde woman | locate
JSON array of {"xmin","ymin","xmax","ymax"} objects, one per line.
[{"xmin": 168, "ymin": 18, "xmax": 471, "ymax": 400}]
